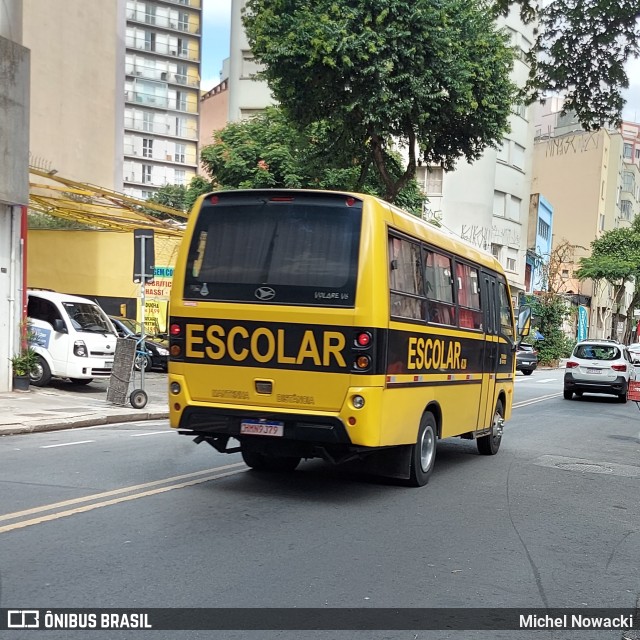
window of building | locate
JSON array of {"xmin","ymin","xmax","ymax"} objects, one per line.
[
  {"xmin": 144, "ymin": 31, "xmax": 156, "ymax": 52},
  {"xmin": 506, "ymin": 257, "xmax": 517, "ymax": 272},
  {"xmin": 142, "ymin": 138, "xmax": 153, "ymax": 158},
  {"xmin": 497, "ymin": 140, "xmax": 508, "ymax": 163},
  {"xmin": 141, "ymin": 190, "xmax": 153, "ymax": 200},
  {"xmin": 623, "ymin": 171, "xmax": 635, "ymax": 192},
  {"xmin": 506, "ymin": 249, "xmax": 518, "ymax": 273},
  {"xmin": 142, "ymin": 164, "xmax": 152, "ymax": 184},
  {"xmin": 177, "ymin": 38, "xmax": 188, "ymax": 57},
  {"xmin": 241, "ymin": 50, "xmax": 263, "ymax": 78},
  {"xmin": 425, "ymin": 167, "xmax": 443, "ymax": 195},
  {"xmin": 509, "ymin": 195, "xmax": 521, "ymax": 221},
  {"xmin": 538, "ymin": 218, "xmax": 550, "ymax": 240},
  {"xmin": 636, "ymin": 149, "xmax": 640, "ymax": 160},
  {"xmin": 620, "ymin": 199, "xmax": 633, "ymax": 220},
  {"xmin": 599, "ymin": 213, "xmax": 605, "ymax": 230},
  {"xmin": 513, "ymin": 103, "xmax": 527, "ymax": 119},
  {"xmin": 493, "ymin": 191, "xmax": 506, "ymax": 217},
  {"xmin": 491, "ymin": 244, "xmax": 502, "ymax": 261},
  {"xmin": 143, "ymin": 111, "xmax": 153, "ymax": 132},
  {"xmin": 178, "ymin": 12, "xmax": 189, "ymax": 31},
  {"xmin": 512, "ymin": 143, "xmax": 525, "ymax": 169},
  {"xmin": 175, "ymin": 63, "xmax": 188, "ymax": 84},
  {"xmin": 175, "ymin": 116, "xmax": 185, "ymax": 136},
  {"xmin": 174, "ymin": 143, "xmax": 186, "ymax": 163},
  {"xmin": 624, "ymin": 143, "xmax": 633, "ymax": 159},
  {"xmin": 175, "ymin": 90, "xmax": 187, "ymax": 111},
  {"xmin": 175, "ymin": 169, "xmax": 186, "ymax": 185}
]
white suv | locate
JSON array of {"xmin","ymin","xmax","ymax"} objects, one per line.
[{"xmin": 564, "ymin": 339, "xmax": 635, "ymax": 402}]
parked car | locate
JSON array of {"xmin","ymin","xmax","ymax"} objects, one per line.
[
  {"xmin": 564, "ymin": 339, "xmax": 635, "ymax": 402},
  {"xmin": 627, "ymin": 343, "xmax": 640, "ymax": 364},
  {"xmin": 109, "ymin": 316, "xmax": 169, "ymax": 372},
  {"xmin": 27, "ymin": 289, "xmax": 117, "ymax": 386},
  {"xmin": 516, "ymin": 343, "xmax": 538, "ymax": 375}
]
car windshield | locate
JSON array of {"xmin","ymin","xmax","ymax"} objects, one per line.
[
  {"xmin": 574, "ymin": 344, "xmax": 620, "ymax": 361},
  {"xmin": 63, "ymin": 302, "xmax": 113, "ymax": 333},
  {"xmin": 119, "ymin": 317, "xmax": 143, "ymax": 334}
]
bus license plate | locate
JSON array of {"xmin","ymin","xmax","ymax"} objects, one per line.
[{"xmin": 240, "ymin": 420, "xmax": 284, "ymax": 437}]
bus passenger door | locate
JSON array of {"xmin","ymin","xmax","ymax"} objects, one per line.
[{"xmin": 479, "ymin": 274, "xmax": 499, "ymax": 428}]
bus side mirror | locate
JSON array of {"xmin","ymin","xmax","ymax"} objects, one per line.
[{"xmin": 517, "ymin": 306, "xmax": 532, "ymax": 339}]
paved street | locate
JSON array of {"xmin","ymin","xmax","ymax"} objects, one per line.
[{"xmin": 0, "ymin": 368, "xmax": 638, "ymax": 639}]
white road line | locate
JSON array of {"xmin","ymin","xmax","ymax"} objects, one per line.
[
  {"xmin": 41, "ymin": 440, "xmax": 95, "ymax": 449},
  {"xmin": 513, "ymin": 392, "xmax": 562, "ymax": 409},
  {"xmin": 129, "ymin": 431, "xmax": 173, "ymax": 437},
  {"xmin": 536, "ymin": 378, "xmax": 556, "ymax": 383}
]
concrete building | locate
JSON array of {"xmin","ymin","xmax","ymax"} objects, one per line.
[
  {"xmin": 227, "ymin": 0, "xmax": 535, "ymax": 302},
  {"xmin": 23, "ymin": 0, "xmax": 123, "ymax": 188},
  {"xmin": 531, "ymin": 125, "xmax": 624, "ymax": 338},
  {"xmin": 199, "ymin": 72, "xmax": 229, "ymax": 174},
  {"xmin": 124, "ymin": 0, "xmax": 202, "ymax": 198},
  {"xmin": 0, "ymin": 0, "xmax": 30, "ymax": 393}
]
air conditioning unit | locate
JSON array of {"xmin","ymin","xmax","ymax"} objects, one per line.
[
  {"xmin": 160, "ymin": 72, "xmax": 167, "ymax": 80},
  {"xmin": 170, "ymin": 50, "xmax": 177, "ymax": 55},
  {"xmin": 166, "ymin": 154, "xmax": 172, "ymax": 161}
]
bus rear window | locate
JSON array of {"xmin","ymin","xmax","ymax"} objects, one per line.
[{"xmin": 184, "ymin": 193, "xmax": 362, "ymax": 307}]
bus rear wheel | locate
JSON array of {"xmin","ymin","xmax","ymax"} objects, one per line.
[
  {"xmin": 477, "ymin": 400, "xmax": 503, "ymax": 455},
  {"xmin": 406, "ymin": 412, "xmax": 437, "ymax": 487},
  {"xmin": 241, "ymin": 445, "xmax": 300, "ymax": 472}
]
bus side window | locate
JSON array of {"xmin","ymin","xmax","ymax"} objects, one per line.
[
  {"xmin": 456, "ymin": 263, "xmax": 483, "ymax": 330},
  {"xmin": 424, "ymin": 249, "xmax": 456, "ymax": 326},
  {"xmin": 498, "ymin": 280, "xmax": 515, "ymax": 338},
  {"xmin": 389, "ymin": 236, "xmax": 427, "ymax": 320}
]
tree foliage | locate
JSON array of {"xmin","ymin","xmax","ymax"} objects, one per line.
[
  {"xmin": 243, "ymin": 0, "xmax": 516, "ymax": 202},
  {"xmin": 200, "ymin": 106, "xmax": 426, "ymax": 214},
  {"xmin": 527, "ymin": 295, "xmax": 575, "ymax": 365},
  {"xmin": 143, "ymin": 177, "xmax": 214, "ymax": 219},
  {"xmin": 576, "ymin": 218, "xmax": 640, "ymax": 340},
  {"xmin": 498, "ymin": 0, "xmax": 640, "ymax": 129}
]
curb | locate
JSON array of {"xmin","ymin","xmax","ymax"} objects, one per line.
[{"xmin": 1, "ymin": 410, "xmax": 170, "ymax": 436}]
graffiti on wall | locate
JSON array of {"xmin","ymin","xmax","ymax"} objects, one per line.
[
  {"xmin": 460, "ymin": 224, "xmax": 491, "ymax": 249},
  {"xmin": 545, "ymin": 132, "xmax": 599, "ymax": 157}
]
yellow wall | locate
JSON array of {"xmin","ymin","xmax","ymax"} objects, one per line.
[{"xmin": 28, "ymin": 229, "xmax": 181, "ymax": 301}]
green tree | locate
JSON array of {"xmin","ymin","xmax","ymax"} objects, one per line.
[
  {"xmin": 200, "ymin": 106, "xmax": 426, "ymax": 214},
  {"xmin": 243, "ymin": 0, "xmax": 516, "ymax": 202},
  {"xmin": 527, "ymin": 295, "xmax": 575, "ymax": 365},
  {"xmin": 576, "ymin": 220, "xmax": 640, "ymax": 340},
  {"xmin": 144, "ymin": 177, "xmax": 214, "ymax": 219},
  {"xmin": 500, "ymin": 0, "xmax": 640, "ymax": 129}
]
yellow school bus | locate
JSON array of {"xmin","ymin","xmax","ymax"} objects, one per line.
[{"xmin": 168, "ymin": 190, "xmax": 527, "ymax": 486}]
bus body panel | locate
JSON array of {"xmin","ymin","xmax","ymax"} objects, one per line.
[{"xmin": 169, "ymin": 189, "xmax": 516, "ymax": 472}]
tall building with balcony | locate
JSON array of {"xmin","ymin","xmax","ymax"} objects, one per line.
[{"xmin": 124, "ymin": 0, "xmax": 201, "ymax": 198}]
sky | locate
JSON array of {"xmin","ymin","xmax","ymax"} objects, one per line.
[
  {"xmin": 200, "ymin": 0, "xmax": 232, "ymax": 91},
  {"xmin": 199, "ymin": 0, "xmax": 640, "ymax": 121}
]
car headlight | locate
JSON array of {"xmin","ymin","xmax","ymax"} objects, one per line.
[{"xmin": 156, "ymin": 347, "xmax": 169, "ymax": 356}]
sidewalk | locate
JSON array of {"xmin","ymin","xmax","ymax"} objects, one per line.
[{"xmin": 0, "ymin": 373, "xmax": 169, "ymax": 436}]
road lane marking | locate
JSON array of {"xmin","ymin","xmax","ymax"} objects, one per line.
[
  {"xmin": 0, "ymin": 466, "xmax": 248, "ymax": 535},
  {"xmin": 536, "ymin": 378, "xmax": 556, "ymax": 383},
  {"xmin": 0, "ymin": 463, "xmax": 245, "ymax": 524},
  {"xmin": 129, "ymin": 431, "xmax": 173, "ymax": 437},
  {"xmin": 513, "ymin": 392, "xmax": 562, "ymax": 409},
  {"xmin": 40, "ymin": 440, "xmax": 95, "ymax": 449}
]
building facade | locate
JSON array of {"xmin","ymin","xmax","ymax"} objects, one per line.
[
  {"xmin": 531, "ymin": 124, "xmax": 624, "ymax": 338},
  {"xmin": 525, "ymin": 193, "xmax": 554, "ymax": 293}
]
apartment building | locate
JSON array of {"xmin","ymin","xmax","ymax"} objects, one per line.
[
  {"xmin": 124, "ymin": 0, "xmax": 202, "ymax": 198},
  {"xmin": 531, "ymin": 118, "xmax": 624, "ymax": 338}
]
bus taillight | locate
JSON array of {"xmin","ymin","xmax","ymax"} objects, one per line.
[
  {"xmin": 170, "ymin": 323, "xmax": 182, "ymax": 336},
  {"xmin": 356, "ymin": 331, "xmax": 371, "ymax": 347}
]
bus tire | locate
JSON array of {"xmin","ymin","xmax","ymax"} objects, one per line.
[
  {"xmin": 241, "ymin": 446, "xmax": 300, "ymax": 472},
  {"xmin": 406, "ymin": 412, "xmax": 437, "ymax": 487},
  {"xmin": 477, "ymin": 399, "xmax": 503, "ymax": 456},
  {"xmin": 30, "ymin": 355, "xmax": 52, "ymax": 387}
]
